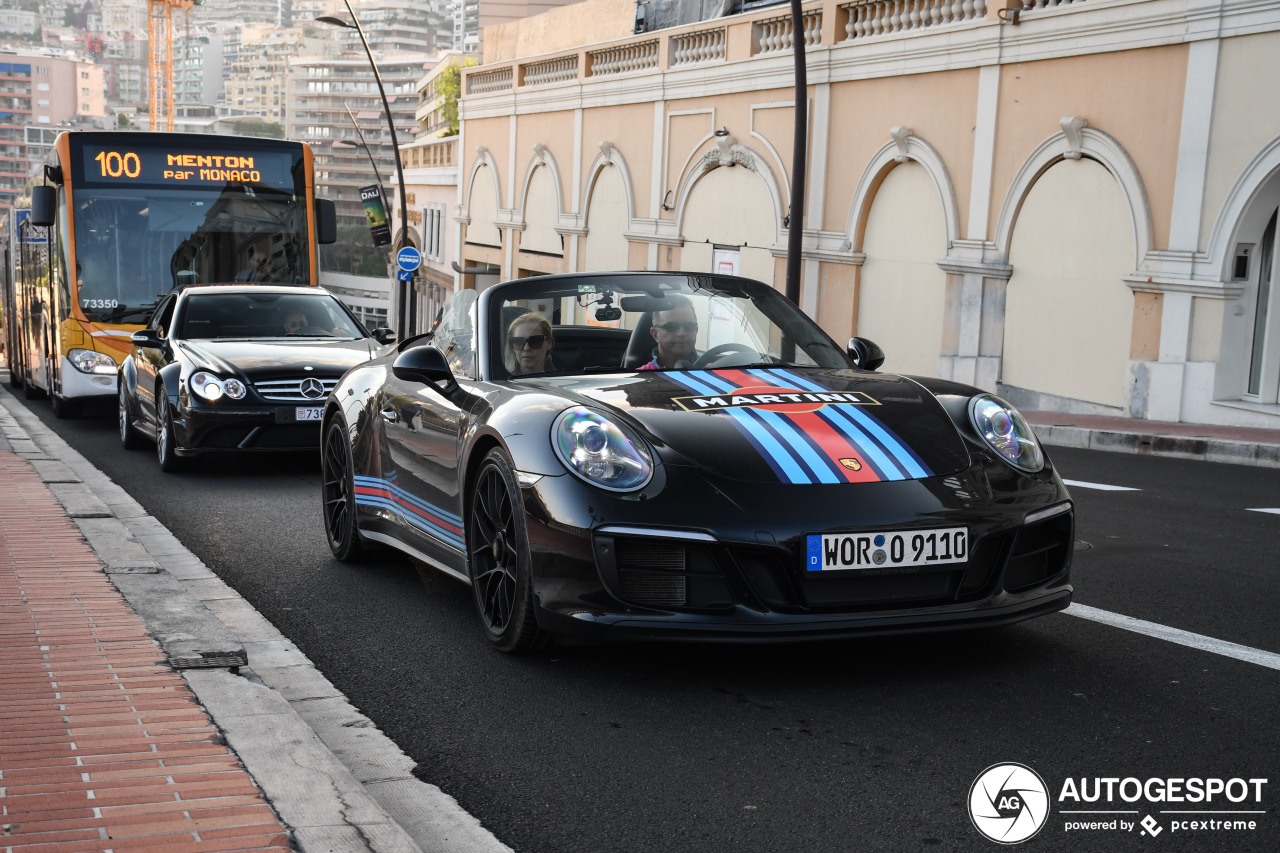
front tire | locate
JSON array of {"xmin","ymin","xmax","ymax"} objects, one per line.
[
  {"xmin": 322, "ymin": 417, "xmax": 367, "ymax": 561},
  {"xmin": 155, "ymin": 391, "xmax": 183, "ymax": 472},
  {"xmin": 119, "ymin": 382, "xmax": 143, "ymax": 449},
  {"xmin": 466, "ymin": 448, "xmax": 547, "ymax": 654}
]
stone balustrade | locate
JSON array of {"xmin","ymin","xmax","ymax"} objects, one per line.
[
  {"xmin": 523, "ymin": 55, "xmax": 579, "ymax": 86},
  {"xmin": 842, "ymin": 0, "xmax": 988, "ymax": 39},
  {"xmin": 755, "ymin": 10, "xmax": 824, "ymax": 55},
  {"xmin": 588, "ymin": 40, "xmax": 660, "ymax": 76},
  {"xmin": 670, "ymin": 28, "xmax": 727, "ymax": 66}
]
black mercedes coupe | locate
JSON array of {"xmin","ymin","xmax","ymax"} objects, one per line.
[
  {"xmin": 118, "ymin": 285, "xmax": 393, "ymax": 471},
  {"xmin": 321, "ymin": 272, "xmax": 1073, "ymax": 652}
]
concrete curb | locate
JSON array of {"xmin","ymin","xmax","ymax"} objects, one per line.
[
  {"xmin": 1032, "ymin": 424, "xmax": 1280, "ymax": 469},
  {"xmin": 0, "ymin": 382, "xmax": 510, "ymax": 853}
]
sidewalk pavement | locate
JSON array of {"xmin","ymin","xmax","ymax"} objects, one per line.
[
  {"xmin": 1023, "ymin": 410, "xmax": 1280, "ymax": 468},
  {"xmin": 0, "ymin": 378, "xmax": 510, "ymax": 853}
]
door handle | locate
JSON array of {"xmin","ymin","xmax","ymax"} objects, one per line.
[{"xmin": 380, "ymin": 407, "xmax": 398, "ymax": 423}]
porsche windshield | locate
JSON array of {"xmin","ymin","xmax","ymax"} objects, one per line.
[{"xmin": 487, "ymin": 273, "xmax": 852, "ymax": 378}]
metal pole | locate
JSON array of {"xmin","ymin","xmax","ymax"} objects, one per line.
[
  {"xmin": 343, "ymin": 101, "xmax": 388, "ymax": 208},
  {"xmin": 342, "ymin": 0, "xmax": 412, "ymax": 336},
  {"xmin": 785, "ymin": 0, "xmax": 807, "ymax": 310}
]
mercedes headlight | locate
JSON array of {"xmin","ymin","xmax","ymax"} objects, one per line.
[
  {"xmin": 552, "ymin": 407, "xmax": 653, "ymax": 491},
  {"xmin": 68, "ymin": 348, "xmax": 118, "ymax": 375},
  {"xmin": 190, "ymin": 372, "xmax": 223, "ymax": 401},
  {"xmin": 968, "ymin": 395, "xmax": 1044, "ymax": 472}
]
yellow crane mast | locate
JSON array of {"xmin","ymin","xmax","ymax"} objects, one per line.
[{"xmin": 148, "ymin": 0, "xmax": 197, "ymax": 131}]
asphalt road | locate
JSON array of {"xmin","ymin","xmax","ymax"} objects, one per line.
[{"xmin": 11, "ymin": 389, "xmax": 1280, "ymax": 853}]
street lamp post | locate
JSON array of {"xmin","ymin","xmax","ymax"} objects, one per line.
[
  {"xmin": 337, "ymin": 101, "xmax": 388, "ymax": 210},
  {"xmin": 318, "ymin": 0, "xmax": 413, "ymax": 336}
]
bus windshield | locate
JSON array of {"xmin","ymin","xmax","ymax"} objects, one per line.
[{"xmin": 69, "ymin": 136, "xmax": 312, "ymax": 324}]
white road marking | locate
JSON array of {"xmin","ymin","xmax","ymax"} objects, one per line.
[
  {"xmin": 1246, "ymin": 508, "xmax": 1280, "ymax": 515},
  {"xmin": 1066, "ymin": 604, "xmax": 1280, "ymax": 671},
  {"xmin": 1062, "ymin": 479, "xmax": 1140, "ymax": 492}
]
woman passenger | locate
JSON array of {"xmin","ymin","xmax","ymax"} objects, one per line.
[{"xmin": 505, "ymin": 312, "xmax": 555, "ymax": 376}]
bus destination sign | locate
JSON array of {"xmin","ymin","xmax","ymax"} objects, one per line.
[{"xmin": 80, "ymin": 144, "xmax": 297, "ymax": 191}]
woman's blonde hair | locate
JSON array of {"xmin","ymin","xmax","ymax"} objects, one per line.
[{"xmin": 503, "ymin": 311, "xmax": 554, "ymax": 374}]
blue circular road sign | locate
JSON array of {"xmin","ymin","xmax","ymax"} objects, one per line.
[{"xmin": 396, "ymin": 247, "xmax": 422, "ymax": 272}]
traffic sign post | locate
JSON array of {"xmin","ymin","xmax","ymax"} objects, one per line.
[
  {"xmin": 397, "ymin": 269, "xmax": 413, "ymax": 281},
  {"xmin": 397, "ymin": 247, "xmax": 422, "ymax": 272}
]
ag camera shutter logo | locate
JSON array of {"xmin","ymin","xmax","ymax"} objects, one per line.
[{"xmin": 969, "ymin": 763, "xmax": 1050, "ymax": 844}]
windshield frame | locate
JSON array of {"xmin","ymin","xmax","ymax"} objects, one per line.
[{"xmin": 476, "ymin": 272, "xmax": 854, "ymax": 380}]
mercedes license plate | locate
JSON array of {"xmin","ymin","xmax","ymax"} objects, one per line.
[
  {"xmin": 295, "ymin": 407, "xmax": 323, "ymax": 422},
  {"xmin": 805, "ymin": 527, "xmax": 967, "ymax": 572}
]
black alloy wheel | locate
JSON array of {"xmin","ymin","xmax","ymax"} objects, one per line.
[
  {"xmin": 322, "ymin": 417, "xmax": 366, "ymax": 561},
  {"xmin": 467, "ymin": 448, "xmax": 547, "ymax": 654},
  {"xmin": 118, "ymin": 381, "xmax": 142, "ymax": 450},
  {"xmin": 155, "ymin": 390, "xmax": 183, "ymax": 472}
]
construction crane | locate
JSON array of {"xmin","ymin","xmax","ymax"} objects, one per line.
[{"xmin": 148, "ymin": 0, "xmax": 200, "ymax": 131}]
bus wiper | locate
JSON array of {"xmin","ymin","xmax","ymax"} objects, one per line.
[{"xmin": 100, "ymin": 306, "xmax": 157, "ymax": 323}]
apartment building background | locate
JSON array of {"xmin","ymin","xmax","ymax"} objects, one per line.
[{"xmin": 454, "ymin": 0, "xmax": 1280, "ymax": 431}]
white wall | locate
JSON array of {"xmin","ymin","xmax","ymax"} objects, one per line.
[
  {"xmin": 1004, "ymin": 158, "xmax": 1134, "ymax": 409},
  {"xmin": 857, "ymin": 162, "xmax": 947, "ymax": 378}
]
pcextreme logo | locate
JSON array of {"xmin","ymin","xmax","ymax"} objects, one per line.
[{"xmin": 969, "ymin": 766, "xmax": 1269, "ymax": 844}]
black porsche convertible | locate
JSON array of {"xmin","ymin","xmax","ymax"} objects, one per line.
[{"xmin": 321, "ymin": 272, "xmax": 1073, "ymax": 652}]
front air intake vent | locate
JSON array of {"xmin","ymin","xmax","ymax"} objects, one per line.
[{"xmin": 618, "ymin": 572, "xmax": 687, "ymax": 607}]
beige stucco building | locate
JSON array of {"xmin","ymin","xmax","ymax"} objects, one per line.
[{"xmin": 453, "ymin": 0, "xmax": 1280, "ymax": 430}]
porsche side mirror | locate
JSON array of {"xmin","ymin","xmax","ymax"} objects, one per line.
[
  {"xmin": 131, "ymin": 329, "xmax": 163, "ymax": 350},
  {"xmin": 30, "ymin": 185, "xmax": 56, "ymax": 227},
  {"xmin": 393, "ymin": 346, "xmax": 457, "ymax": 392},
  {"xmin": 371, "ymin": 327, "xmax": 396, "ymax": 345},
  {"xmin": 847, "ymin": 337, "xmax": 885, "ymax": 371}
]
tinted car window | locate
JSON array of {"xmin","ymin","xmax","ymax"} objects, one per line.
[{"xmin": 177, "ymin": 292, "xmax": 366, "ymax": 339}]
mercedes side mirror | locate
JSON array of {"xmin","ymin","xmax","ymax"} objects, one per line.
[
  {"xmin": 847, "ymin": 337, "xmax": 885, "ymax": 371},
  {"xmin": 131, "ymin": 329, "xmax": 164, "ymax": 349},
  {"xmin": 371, "ymin": 327, "xmax": 396, "ymax": 345}
]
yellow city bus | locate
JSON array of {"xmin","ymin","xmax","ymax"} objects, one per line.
[{"xmin": 2, "ymin": 131, "xmax": 336, "ymax": 417}]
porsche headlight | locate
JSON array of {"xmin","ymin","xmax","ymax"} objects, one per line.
[
  {"xmin": 552, "ymin": 407, "xmax": 653, "ymax": 492},
  {"xmin": 68, "ymin": 348, "xmax": 118, "ymax": 375},
  {"xmin": 968, "ymin": 394, "xmax": 1044, "ymax": 472},
  {"xmin": 190, "ymin": 371, "xmax": 225, "ymax": 401}
]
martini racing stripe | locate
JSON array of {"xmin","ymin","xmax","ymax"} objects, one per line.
[
  {"xmin": 688, "ymin": 369, "xmax": 905, "ymax": 483},
  {"xmin": 692, "ymin": 370, "xmax": 849, "ymax": 484},
  {"xmin": 753, "ymin": 368, "xmax": 932, "ymax": 480},
  {"xmin": 709, "ymin": 369, "xmax": 889, "ymax": 484},
  {"xmin": 353, "ymin": 475, "xmax": 465, "ymax": 549},
  {"xmin": 663, "ymin": 371, "xmax": 809, "ymax": 483}
]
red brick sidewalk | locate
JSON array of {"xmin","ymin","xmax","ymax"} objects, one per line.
[{"xmin": 0, "ymin": 452, "xmax": 292, "ymax": 853}]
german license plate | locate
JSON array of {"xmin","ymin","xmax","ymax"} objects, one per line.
[
  {"xmin": 295, "ymin": 406, "xmax": 323, "ymax": 422},
  {"xmin": 805, "ymin": 527, "xmax": 968, "ymax": 572}
]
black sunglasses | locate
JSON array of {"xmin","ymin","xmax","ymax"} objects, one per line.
[
  {"xmin": 655, "ymin": 321, "xmax": 698, "ymax": 334},
  {"xmin": 509, "ymin": 334, "xmax": 548, "ymax": 350}
]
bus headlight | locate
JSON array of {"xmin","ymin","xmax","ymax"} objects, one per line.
[
  {"xmin": 190, "ymin": 371, "xmax": 225, "ymax": 401},
  {"xmin": 68, "ymin": 348, "xmax": 118, "ymax": 375}
]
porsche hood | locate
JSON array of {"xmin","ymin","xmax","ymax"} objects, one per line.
[{"xmin": 543, "ymin": 368, "xmax": 972, "ymax": 484}]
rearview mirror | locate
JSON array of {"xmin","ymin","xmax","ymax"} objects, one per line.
[
  {"xmin": 847, "ymin": 337, "xmax": 885, "ymax": 371},
  {"xmin": 30, "ymin": 185, "xmax": 56, "ymax": 227},
  {"xmin": 314, "ymin": 198, "xmax": 338, "ymax": 244}
]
